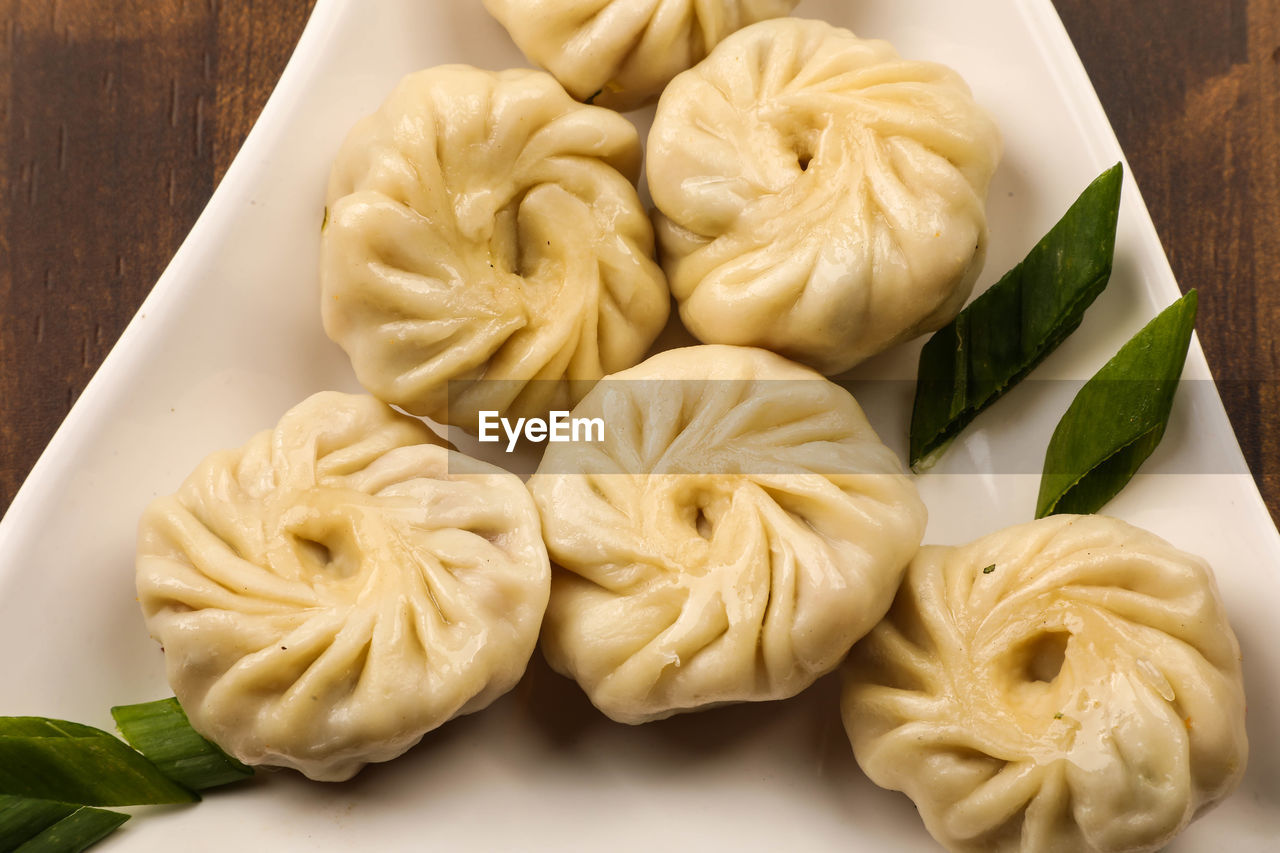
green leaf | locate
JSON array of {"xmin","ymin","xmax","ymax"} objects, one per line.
[
  {"xmin": 0, "ymin": 718, "xmax": 196, "ymax": 807},
  {"xmin": 1036, "ymin": 290, "xmax": 1198, "ymax": 518},
  {"xmin": 1, "ymin": 794, "xmax": 77, "ymax": 849},
  {"xmin": 0, "ymin": 721, "xmax": 108, "ymax": 740},
  {"xmin": 0, "ymin": 699, "xmax": 255, "ymax": 852},
  {"xmin": 111, "ymin": 699, "xmax": 252, "ymax": 791},
  {"xmin": 1, "ymin": 796, "xmax": 128, "ymax": 853},
  {"xmin": 909, "ymin": 163, "xmax": 1124, "ymax": 470},
  {"xmin": 15, "ymin": 806, "xmax": 129, "ymax": 853}
]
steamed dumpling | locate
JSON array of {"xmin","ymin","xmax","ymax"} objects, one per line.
[
  {"xmin": 481, "ymin": 0, "xmax": 800, "ymax": 111},
  {"xmin": 647, "ymin": 18, "xmax": 1002, "ymax": 374},
  {"xmin": 528, "ymin": 345, "xmax": 927, "ymax": 723},
  {"xmin": 842, "ymin": 515, "xmax": 1247, "ymax": 852},
  {"xmin": 135, "ymin": 392, "xmax": 551, "ymax": 781},
  {"xmin": 322, "ymin": 65, "xmax": 669, "ymax": 431}
]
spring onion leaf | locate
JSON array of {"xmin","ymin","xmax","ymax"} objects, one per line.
[
  {"xmin": 111, "ymin": 699, "xmax": 252, "ymax": 791},
  {"xmin": 909, "ymin": 163, "xmax": 1124, "ymax": 470},
  {"xmin": 2, "ymin": 795, "xmax": 79, "ymax": 850},
  {"xmin": 1, "ymin": 698, "xmax": 258, "ymax": 851},
  {"xmin": 1036, "ymin": 290, "xmax": 1198, "ymax": 518},
  {"xmin": 0, "ymin": 717, "xmax": 196, "ymax": 806},
  {"xmin": 1, "ymin": 796, "xmax": 129, "ymax": 853},
  {"xmin": 17, "ymin": 806, "xmax": 129, "ymax": 853}
]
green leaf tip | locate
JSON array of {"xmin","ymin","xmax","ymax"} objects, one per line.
[
  {"xmin": 111, "ymin": 698, "xmax": 252, "ymax": 792},
  {"xmin": 0, "ymin": 797, "xmax": 130, "ymax": 853},
  {"xmin": 0, "ymin": 717, "xmax": 196, "ymax": 807},
  {"xmin": 1036, "ymin": 289, "xmax": 1198, "ymax": 518},
  {"xmin": 909, "ymin": 163, "xmax": 1124, "ymax": 471},
  {"xmin": 1, "ymin": 697, "xmax": 255, "ymax": 853}
]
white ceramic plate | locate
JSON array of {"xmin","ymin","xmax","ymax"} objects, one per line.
[{"xmin": 2, "ymin": 0, "xmax": 1278, "ymax": 849}]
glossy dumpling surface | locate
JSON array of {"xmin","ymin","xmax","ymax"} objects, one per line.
[
  {"xmin": 136, "ymin": 392, "xmax": 551, "ymax": 781},
  {"xmin": 647, "ymin": 18, "xmax": 1002, "ymax": 374},
  {"xmin": 322, "ymin": 65, "xmax": 669, "ymax": 430},
  {"xmin": 481, "ymin": 0, "xmax": 799, "ymax": 111},
  {"xmin": 529, "ymin": 345, "xmax": 927, "ymax": 723},
  {"xmin": 842, "ymin": 515, "xmax": 1247, "ymax": 852}
]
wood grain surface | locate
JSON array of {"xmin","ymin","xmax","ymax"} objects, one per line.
[{"xmin": 1, "ymin": 1, "xmax": 1277, "ymax": 525}]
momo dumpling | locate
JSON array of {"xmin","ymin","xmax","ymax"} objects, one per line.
[
  {"xmin": 322, "ymin": 66, "xmax": 669, "ymax": 431},
  {"xmin": 647, "ymin": 18, "xmax": 1002, "ymax": 374},
  {"xmin": 842, "ymin": 515, "xmax": 1247, "ymax": 853},
  {"xmin": 135, "ymin": 392, "xmax": 551, "ymax": 781},
  {"xmin": 528, "ymin": 345, "xmax": 927, "ymax": 723},
  {"xmin": 481, "ymin": 0, "xmax": 800, "ymax": 111}
]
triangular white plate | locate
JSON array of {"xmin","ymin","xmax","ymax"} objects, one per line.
[{"xmin": 2, "ymin": 0, "xmax": 1277, "ymax": 849}]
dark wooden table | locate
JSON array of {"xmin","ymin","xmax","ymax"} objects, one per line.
[{"xmin": 2, "ymin": 1, "xmax": 1277, "ymax": 525}]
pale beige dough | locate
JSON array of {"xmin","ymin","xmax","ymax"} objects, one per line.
[
  {"xmin": 481, "ymin": 0, "xmax": 799, "ymax": 111},
  {"xmin": 136, "ymin": 392, "xmax": 550, "ymax": 781},
  {"xmin": 842, "ymin": 515, "xmax": 1248, "ymax": 852},
  {"xmin": 529, "ymin": 345, "xmax": 926, "ymax": 723},
  {"xmin": 647, "ymin": 18, "xmax": 1002, "ymax": 374},
  {"xmin": 321, "ymin": 65, "xmax": 669, "ymax": 431}
]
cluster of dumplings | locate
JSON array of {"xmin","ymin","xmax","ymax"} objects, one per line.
[{"xmin": 134, "ymin": 3, "xmax": 1247, "ymax": 850}]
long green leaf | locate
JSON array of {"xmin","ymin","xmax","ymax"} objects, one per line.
[
  {"xmin": 111, "ymin": 699, "xmax": 252, "ymax": 791},
  {"xmin": 11, "ymin": 805, "xmax": 128, "ymax": 853},
  {"xmin": 909, "ymin": 163, "xmax": 1124, "ymax": 470},
  {"xmin": 1036, "ymin": 290, "xmax": 1198, "ymax": 517},
  {"xmin": 1, "ymin": 795, "xmax": 128, "ymax": 853},
  {"xmin": 1, "ymin": 794, "xmax": 77, "ymax": 850},
  {"xmin": 0, "ymin": 718, "xmax": 196, "ymax": 807},
  {"xmin": 0, "ymin": 721, "xmax": 107, "ymax": 740}
]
